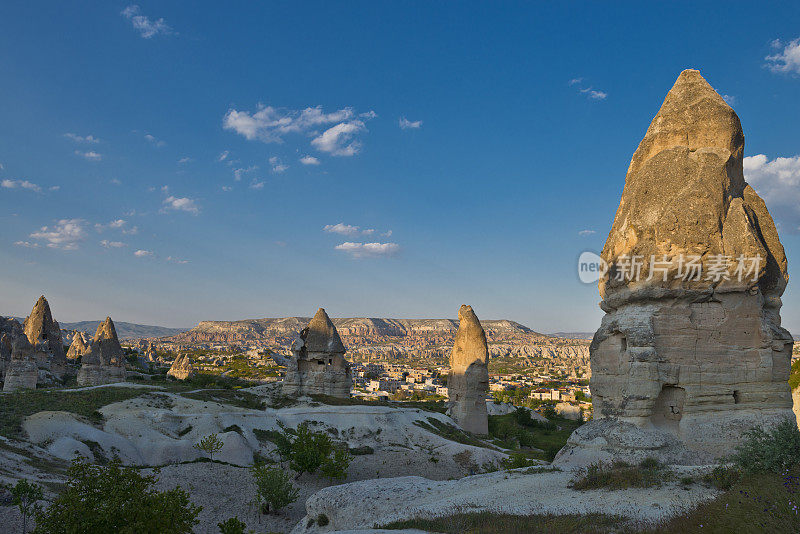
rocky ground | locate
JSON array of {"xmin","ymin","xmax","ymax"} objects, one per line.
[{"xmin": 0, "ymin": 382, "xmax": 721, "ymax": 533}]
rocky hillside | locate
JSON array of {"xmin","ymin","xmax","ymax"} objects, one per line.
[
  {"xmin": 165, "ymin": 316, "xmax": 589, "ymax": 369},
  {"xmin": 60, "ymin": 320, "xmax": 187, "ymax": 340}
]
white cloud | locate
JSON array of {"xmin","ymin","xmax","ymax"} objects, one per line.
[
  {"xmin": 233, "ymin": 165, "xmax": 257, "ymax": 181},
  {"xmin": 766, "ymin": 38, "xmax": 800, "ymax": 75},
  {"xmin": 324, "ymin": 223, "xmax": 361, "ymax": 236},
  {"xmin": 64, "ymin": 133, "xmax": 100, "ymax": 143},
  {"xmin": 100, "ymin": 240, "xmax": 126, "ymax": 248},
  {"xmin": 299, "ymin": 155, "xmax": 320, "ymax": 165},
  {"xmin": 2, "ymin": 179, "xmax": 42, "ymax": 193},
  {"xmin": 722, "ymin": 95, "xmax": 736, "ymax": 105},
  {"xmin": 110, "ymin": 178, "xmax": 122, "ymax": 185},
  {"xmin": 382, "ymin": 230, "xmax": 393, "ymax": 238},
  {"xmin": 29, "ymin": 219, "xmax": 87, "ymax": 250},
  {"xmin": 334, "ymin": 242, "xmax": 400, "ymax": 259},
  {"xmin": 134, "ymin": 249, "xmax": 153, "ymax": 257},
  {"xmin": 178, "ymin": 156, "xmax": 192, "ymax": 164},
  {"xmin": 269, "ymin": 156, "xmax": 288, "ymax": 173},
  {"xmin": 221, "ymin": 185, "xmax": 232, "ymax": 192},
  {"xmin": 249, "ymin": 179, "xmax": 265, "ymax": 190},
  {"xmin": 399, "ymin": 117, "xmax": 422, "ymax": 129},
  {"xmin": 162, "ymin": 195, "xmax": 200, "ymax": 215},
  {"xmin": 144, "ymin": 133, "xmax": 166, "ymax": 147},
  {"xmin": 75, "ymin": 150, "xmax": 102, "ymax": 161},
  {"xmin": 121, "ymin": 5, "xmax": 172, "ymax": 39},
  {"xmin": 166, "ymin": 256, "xmax": 189, "ymax": 264},
  {"xmin": 14, "ymin": 241, "xmax": 39, "ymax": 248},
  {"xmin": 578, "ymin": 229, "xmax": 596, "ymax": 236},
  {"xmin": 95, "ymin": 219, "xmax": 128, "ymax": 232},
  {"xmin": 571, "ymin": 79, "xmax": 608, "ymax": 101},
  {"xmin": 579, "ymin": 87, "xmax": 608, "ymax": 100},
  {"xmin": 744, "ymin": 154, "xmax": 800, "ymax": 230},
  {"xmin": 49, "ymin": 186, "xmax": 60, "ymax": 192},
  {"xmin": 311, "ymin": 121, "xmax": 365, "ymax": 156},
  {"xmin": 217, "ymin": 150, "xmax": 230, "ymax": 162},
  {"xmin": 223, "ymin": 105, "xmax": 355, "ymax": 143}
]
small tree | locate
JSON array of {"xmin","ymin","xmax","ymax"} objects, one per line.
[
  {"xmin": 279, "ymin": 422, "xmax": 352, "ymax": 479},
  {"xmin": 195, "ymin": 433, "xmax": 224, "ymax": 461},
  {"xmin": 34, "ymin": 458, "xmax": 201, "ymax": 533},
  {"xmin": 250, "ymin": 465, "xmax": 299, "ymax": 514},
  {"xmin": 9, "ymin": 479, "xmax": 43, "ymax": 534}
]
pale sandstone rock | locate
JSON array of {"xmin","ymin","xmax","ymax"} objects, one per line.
[
  {"xmin": 556, "ymin": 70, "xmax": 794, "ymax": 466},
  {"xmin": 77, "ymin": 317, "xmax": 127, "ymax": 386},
  {"xmin": 282, "ymin": 308, "xmax": 353, "ymax": 398},
  {"xmin": 3, "ymin": 336, "xmax": 38, "ymax": 391},
  {"xmin": 23, "ymin": 296, "xmax": 67, "ymax": 378},
  {"xmin": 167, "ymin": 353, "xmax": 195, "ymax": 380},
  {"xmin": 66, "ymin": 331, "xmax": 88, "ymax": 360},
  {"xmin": 447, "ymin": 305, "xmax": 489, "ymax": 434}
]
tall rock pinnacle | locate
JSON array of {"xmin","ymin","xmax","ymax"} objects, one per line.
[
  {"xmin": 556, "ymin": 70, "xmax": 794, "ymax": 467},
  {"xmin": 447, "ymin": 305, "xmax": 489, "ymax": 434}
]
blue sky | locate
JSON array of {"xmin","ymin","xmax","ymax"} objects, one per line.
[{"xmin": 2, "ymin": 2, "xmax": 800, "ymax": 332}]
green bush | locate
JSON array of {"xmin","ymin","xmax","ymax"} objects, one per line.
[
  {"xmin": 703, "ymin": 464, "xmax": 741, "ymax": 490},
  {"xmin": 500, "ymin": 452, "xmax": 539, "ymax": 469},
  {"xmin": 731, "ymin": 418, "xmax": 800, "ymax": 473},
  {"xmin": 250, "ymin": 465, "xmax": 299, "ymax": 514},
  {"xmin": 34, "ymin": 458, "xmax": 200, "ymax": 533},
  {"xmin": 570, "ymin": 458, "xmax": 670, "ymax": 490},
  {"xmin": 218, "ymin": 517, "xmax": 248, "ymax": 534},
  {"xmin": 278, "ymin": 422, "xmax": 352, "ymax": 479}
]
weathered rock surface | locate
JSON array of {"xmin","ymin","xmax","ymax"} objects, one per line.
[
  {"xmin": 447, "ymin": 305, "xmax": 489, "ymax": 434},
  {"xmin": 77, "ymin": 317, "xmax": 127, "ymax": 386},
  {"xmin": 282, "ymin": 308, "xmax": 353, "ymax": 398},
  {"xmin": 23, "ymin": 296, "xmax": 67, "ymax": 378},
  {"xmin": 167, "ymin": 353, "xmax": 195, "ymax": 380},
  {"xmin": 556, "ymin": 70, "xmax": 794, "ymax": 467},
  {"xmin": 3, "ymin": 336, "xmax": 38, "ymax": 392},
  {"xmin": 66, "ymin": 331, "xmax": 87, "ymax": 360}
]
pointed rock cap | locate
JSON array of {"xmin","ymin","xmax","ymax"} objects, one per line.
[
  {"xmin": 628, "ymin": 69, "xmax": 744, "ymax": 180},
  {"xmin": 24, "ymin": 295, "xmax": 60, "ymax": 342},
  {"xmin": 94, "ymin": 317, "xmax": 119, "ymax": 343},
  {"xmin": 450, "ymin": 305, "xmax": 488, "ymax": 368},
  {"xmin": 304, "ymin": 308, "xmax": 345, "ymax": 353},
  {"xmin": 599, "ymin": 69, "xmax": 787, "ymax": 300}
]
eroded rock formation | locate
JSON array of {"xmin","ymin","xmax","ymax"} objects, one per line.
[
  {"xmin": 66, "ymin": 331, "xmax": 88, "ymax": 360},
  {"xmin": 282, "ymin": 308, "xmax": 352, "ymax": 398},
  {"xmin": 447, "ymin": 305, "xmax": 489, "ymax": 434},
  {"xmin": 3, "ymin": 336, "xmax": 38, "ymax": 391},
  {"xmin": 23, "ymin": 296, "xmax": 67, "ymax": 378},
  {"xmin": 77, "ymin": 317, "xmax": 127, "ymax": 386},
  {"xmin": 556, "ymin": 70, "xmax": 794, "ymax": 466},
  {"xmin": 167, "ymin": 353, "xmax": 195, "ymax": 380}
]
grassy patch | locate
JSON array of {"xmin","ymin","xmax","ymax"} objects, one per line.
[
  {"xmin": 0, "ymin": 387, "xmax": 144, "ymax": 438},
  {"xmin": 570, "ymin": 458, "xmax": 671, "ymax": 490},
  {"xmin": 382, "ymin": 511, "xmax": 626, "ymax": 533},
  {"xmin": 253, "ymin": 428, "xmax": 284, "ymax": 446},
  {"xmin": 177, "ymin": 425, "xmax": 193, "ymax": 437},
  {"xmin": 653, "ymin": 467, "xmax": 800, "ymax": 533},
  {"xmin": 181, "ymin": 389, "xmax": 266, "ymax": 410},
  {"xmin": 413, "ymin": 417, "xmax": 492, "ymax": 449},
  {"xmin": 223, "ymin": 424, "xmax": 243, "ymax": 434},
  {"xmin": 487, "ymin": 411, "xmax": 580, "ymax": 461},
  {"xmin": 348, "ymin": 445, "xmax": 375, "ymax": 455}
]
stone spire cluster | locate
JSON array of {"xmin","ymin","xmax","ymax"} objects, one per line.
[
  {"xmin": 447, "ymin": 305, "xmax": 489, "ymax": 434},
  {"xmin": 556, "ymin": 70, "xmax": 794, "ymax": 466},
  {"xmin": 24, "ymin": 296, "xmax": 68, "ymax": 378},
  {"xmin": 77, "ymin": 317, "xmax": 127, "ymax": 386},
  {"xmin": 282, "ymin": 308, "xmax": 353, "ymax": 398}
]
